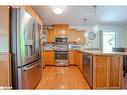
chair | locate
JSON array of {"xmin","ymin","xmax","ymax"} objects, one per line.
[{"xmin": 112, "ymin": 48, "xmax": 127, "ymax": 77}]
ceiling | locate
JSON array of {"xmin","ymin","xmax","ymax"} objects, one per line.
[{"xmin": 33, "ymin": 6, "xmax": 127, "ymax": 26}]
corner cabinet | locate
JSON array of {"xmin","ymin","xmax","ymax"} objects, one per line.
[{"xmin": 93, "ymin": 55, "xmax": 123, "ymax": 89}]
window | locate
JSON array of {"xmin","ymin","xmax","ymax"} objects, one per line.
[{"xmin": 102, "ymin": 31, "xmax": 116, "ymax": 52}]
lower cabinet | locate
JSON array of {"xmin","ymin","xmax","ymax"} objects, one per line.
[
  {"xmin": 68, "ymin": 51, "xmax": 75, "ymax": 65},
  {"xmin": 69, "ymin": 51, "xmax": 83, "ymax": 71},
  {"xmin": 43, "ymin": 51, "xmax": 55, "ymax": 65},
  {"xmin": 78, "ymin": 52, "xmax": 83, "ymax": 72},
  {"xmin": 93, "ymin": 55, "xmax": 123, "ymax": 89}
]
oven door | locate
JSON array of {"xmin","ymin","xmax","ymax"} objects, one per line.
[{"xmin": 55, "ymin": 51, "xmax": 68, "ymax": 66}]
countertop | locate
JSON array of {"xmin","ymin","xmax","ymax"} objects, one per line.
[
  {"xmin": 42, "ymin": 49, "xmax": 127, "ymax": 55},
  {"xmin": 81, "ymin": 50, "xmax": 127, "ymax": 55}
]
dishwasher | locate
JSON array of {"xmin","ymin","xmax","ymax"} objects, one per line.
[{"xmin": 82, "ymin": 52, "xmax": 93, "ymax": 88}]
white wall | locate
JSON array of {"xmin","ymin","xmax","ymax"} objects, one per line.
[
  {"xmin": 116, "ymin": 25, "xmax": 127, "ymax": 47},
  {"xmin": 71, "ymin": 24, "xmax": 127, "ymax": 49}
]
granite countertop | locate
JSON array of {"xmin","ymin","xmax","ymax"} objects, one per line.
[
  {"xmin": 42, "ymin": 49, "xmax": 127, "ymax": 55},
  {"xmin": 80, "ymin": 50, "xmax": 127, "ymax": 55}
]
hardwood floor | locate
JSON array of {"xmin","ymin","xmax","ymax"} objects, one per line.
[{"xmin": 36, "ymin": 66, "xmax": 90, "ymax": 89}]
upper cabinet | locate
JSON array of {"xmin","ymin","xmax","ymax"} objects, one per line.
[
  {"xmin": 68, "ymin": 29, "xmax": 77, "ymax": 43},
  {"xmin": 44, "ymin": 24, "xmax": 86, "ymax": 44},
  {"xmin": 46, "ymin": 28, "xmax": 54, "ymax": 42},
  {"xmin": 54, "ymin": 24, "xmax": 69, "ymax": 37},
  {"xmin": 69, "ymin": 29, "xmax": 86, "ymax": 44},
  {"xmin": 76, "ymin": 30, "xmax": 86, "ymax": 44}
]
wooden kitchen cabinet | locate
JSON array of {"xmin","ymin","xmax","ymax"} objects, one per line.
[
  {"xmin": 77, "ymin": 51, "xmax": 83, "ymax": 71},
  {"xmin": 74, "ymin": 51, "xmax": 80, "ymax": 66},
  {"xmin": 46, "ymin": 29, "xmax": 54, "ymax": 42},
  {"xmin": 69, "ymin": 51, "xmax": 82, "ymax": 68},
  {"xmin": 68, "ymin": 29, "xmax": 77, "ymax": 43},
  {"xmin": 69, "ymin": 51, "xmax": 75, "ymax": 65},
  {"xmin": 109, "ymin": 56, "xmax": 123, "ymax": 88},
  {"xmin": 54, "ymin": 24, "xmax": 69, "ymax": 36},
  {"xmin": 69, "ymin": 29, "xmax": 86, "ymax": 44},
  {"xmin": 93, "ymin": 56, "xmax": 110, "ymax": 89},
  {"xmin": 76, "ymin": 30, "xmax": 86, "ymax": 44},
  {"xmin": 43, "ymin": 51, "xmax": 55, "ymax": 65},
  {"xmin": 93, "ymin": 55, "xmax": 123, "ymax": 89}
]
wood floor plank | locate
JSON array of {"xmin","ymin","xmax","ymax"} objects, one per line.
[{"xmin": 36, "ymin": 66, "xmax": 90, "ymax": 89}]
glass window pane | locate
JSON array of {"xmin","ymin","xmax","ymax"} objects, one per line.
[{"xmin": 103, "ymin": 32, "xmax": 116, "ymax": 52}]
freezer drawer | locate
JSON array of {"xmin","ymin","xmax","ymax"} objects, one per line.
[{"xmin": 18, "ymin": 60, "xmax": 42, "ymax": 89}]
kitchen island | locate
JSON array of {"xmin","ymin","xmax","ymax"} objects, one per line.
[{"xmin": 82, "ymin": 50, "xmax": 126, "ymax": 89}]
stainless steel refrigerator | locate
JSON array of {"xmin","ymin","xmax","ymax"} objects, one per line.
[{"xmin": 10, "ymin": 7, "xmax": 42, "ymax": 89}]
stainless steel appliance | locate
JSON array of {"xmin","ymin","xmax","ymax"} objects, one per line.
[
  {"xmin": 55, "ymin": 51, "xmax": 68, "ymax": 66},
  {"xmin": 82, "ymin": 52, "xmax": 93, "ymax": 88},
  {"xmin": 10, "ymin": 7, "xmax": 42, "ymax": 89},
  {"xmin": 55, "ymin": 36, "xmax": 67, "ymax": 43},
  {"xmin": 55, "ymin": 36, "xmax": 68, "ymax": 66}
]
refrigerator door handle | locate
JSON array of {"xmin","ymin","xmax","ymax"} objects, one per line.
[{"xmin": 23, "ymin": 63, "xmax": 40, "ymax": 71}]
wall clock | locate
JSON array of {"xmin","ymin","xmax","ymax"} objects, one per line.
[{"xmin": 88, "ymin": 32, "xmax": 96, "ymax": 40}]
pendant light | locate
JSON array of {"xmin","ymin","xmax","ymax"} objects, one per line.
[{"xmin": 93, "ymin": 6, "xmax": 99, "ymax": 33}]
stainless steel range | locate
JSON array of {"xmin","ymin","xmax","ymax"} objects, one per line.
[{"xmin": 55, "ymin": 36, "xmax": 68, "ymax": 66}]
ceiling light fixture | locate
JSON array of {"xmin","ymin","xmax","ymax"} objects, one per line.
[{"xmin": 51, "ymin": 6, "xmax": 65, "ymax": 14}]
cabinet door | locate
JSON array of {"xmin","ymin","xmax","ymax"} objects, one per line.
[
  {"xmin": 76, "ymin": 30, "xmax": 86, "ymax": 44},
  {"xmin": 78, "ymin": 52, "xmax": 83, "ymax": 71},
  {"xmin": 68, "ymin": 29, "xmax": 77, "ymax": 43},
  {"xmin": 43, "ymin": 51, "xmax": 54, "ymax": 65},
  {"xmin": 46, "ymin": 29, "xmax": 54, "ymax": 42},
  {"xmin": 54, "ymin": 24, "xmax": 69, "ymax": 36},
  {"xmin": 69, "ymin": 29, "xmax": 86, "ymax": 44},
  {"xmin": 109, "ymin": 55, "xmax": 123, "ymax": 88},
  {"xmin": 93, "ymin": 56, "xmax": 110, "ymax": 89},
  {"xmin": 68, "ymin": 51, "xmax": 75, "ymax": 65},
  {"xmin": 74, "ymin": 52, "xmax": 80, "ymax": 65}
]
